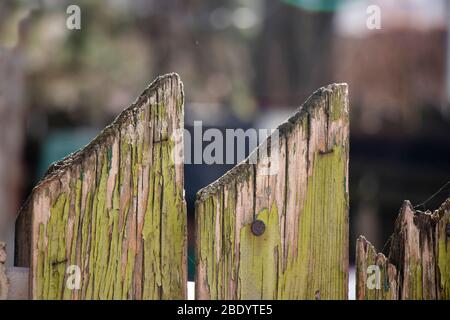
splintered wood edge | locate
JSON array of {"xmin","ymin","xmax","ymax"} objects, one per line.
[
  {"xmin": 356, "ymin": 198, "xmax": 450, "ymax": 256},
  {"xmin": 195, "ymin": 82, "xmax": 348, "ymax": 203},
  {"xmin": 40, "ymin": 72, "xmax": 183, "ymax": 186},
  {"xmin": 17, "ymin": 72, "xmax": 183, "ymax": 214},
  {"xmin": 14, "ymin": 73, "xmax": 183, "ymax": 269},
  {"xmin": 357, "ymin": 197, "xmax": 450, "ymax": 267},
  {"xmin": 356, "ymin": 235, "xmax": 389, "ymax": 263}
]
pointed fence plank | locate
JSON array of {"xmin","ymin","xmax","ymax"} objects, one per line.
[
  {"xmin": 356, "ymin": 198, "xmax": 450, "ymax": 300},
  {"xmin": 14, "ymin": 74, "xmax": 187, "ymax": 300},
  {"xmin": 195, "ymin": 84, "xmax": 350, "ymax": 299}
]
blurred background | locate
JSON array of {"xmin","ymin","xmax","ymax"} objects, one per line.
[{"xmin": 0, "ymin": 0, "xmax": 449, "ymax": 294}]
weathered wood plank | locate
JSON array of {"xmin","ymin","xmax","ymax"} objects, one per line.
[
  {"xmin": 15, "ymin": 73, "xmax": 187, "ymax": 299},
  {"xmin": 1, "ymin": 241, "xmax": 31, "ymax": 300},
  {"xmin": 356, "ymin": 198, "xmax": 450, "ymax": 300},
  {"xmin": 355, "ymin": 237, "xmax": 398, "ymax": 300},
  {"xmin": 5, "ymin": 267, "xmax": 29, "ymax": 300},
  {"xmin": 195, "ymin": 84, "xmax": 350, "ymax": 299},
  {"xmin": 0, "ymin": 242, "xmax": 8, "ymax": 299}
]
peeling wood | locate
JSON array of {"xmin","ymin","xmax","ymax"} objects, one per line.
[
  {"xmin": 14, "ymin": 74, "xmax": 187, "ymax": 299},
  {"xmin": 195, "ymin": 84, "xmax": 350, "ymax": 299}
]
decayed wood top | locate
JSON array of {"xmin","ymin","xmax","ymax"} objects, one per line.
[
  {"xmin": 357, "ymin": 198, "xmax": 450, "ymax": 300},
  {"xmin": 17, "ymin": 73, "xmax": 183, "ymax": 220},
  {"xmin": 196, "ymin": 83, "xmax": 348, "ymax": 203},
  {"xmin": 40, "ymin": 73, "xmax": 184, "ymax": 188}
]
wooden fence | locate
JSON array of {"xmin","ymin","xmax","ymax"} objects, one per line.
[
  {"xmin": 356, "ymin": 198, "xmax": 450, "ymax": 300},
  {"xmin": 1, "ymin": 73, "xmax": 448, "ymax": 300},
  {"xmin": 195, "ymin": 83, "xmax": 350, "ymax": 299},
  {"xmin": 14, "ymin": 73, "xmax": 187, "ymax": 299}
]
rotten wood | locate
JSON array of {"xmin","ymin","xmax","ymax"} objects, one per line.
[
  {"xmin": 356, "ymin": 198, "xmax": 450, "ymax": 300},
  {"xmin": 195, "ymin": 83, "xmax": 350, "ymax": 299},
  {"xmin": 0, "ymin": 242, "xmax": 8, "ymax": 299},
  {"xmin": 14, "ymin": 73, "xmax": 187, "ymax": 299}
]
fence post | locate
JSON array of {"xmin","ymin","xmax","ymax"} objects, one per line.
[
  {"xmin": 0, "ymin": 242, "xmax": 29, "ymax": 300},
  {"xmin": 356, "ymin": 198, "xmax": 450, "ymax": 300},
  {"xmin": 0, "ymin": 242, "xmax": 8, "ymax": 299},
  {"xmin": 14, "ymin": 73, "xmax": 187, "ymax": 299},
  {"xmin": 195, "ymin": 84, "xmax": 350, "ymax": 299}
]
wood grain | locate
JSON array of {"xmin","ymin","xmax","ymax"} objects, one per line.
[
  {"xmin": 15, "ymin": 73, "xmax": 186, "ymax": 299},
  {"xmin": 195, "ymin": 84, "xmax": 350, "ymax": 299},
  {"xmin": 356, "ymin": 199, "xmax": 450, "ymax": 300},
  {"xmin": 0, "ymin": 242, "xmax": 8, "ymax": 299}
]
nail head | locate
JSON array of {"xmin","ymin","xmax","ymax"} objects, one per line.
[{"xmin": 251, "ymin": 220, "xmax": 265, "ymax": 236}]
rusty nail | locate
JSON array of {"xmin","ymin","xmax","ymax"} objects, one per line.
[
  {"xmin": 446, "ymin": 222, "xmax": 450, "ymax": 237},
  {"xmin": 251, "ymin": 220, "xmax": 265, "ymax": 236}
]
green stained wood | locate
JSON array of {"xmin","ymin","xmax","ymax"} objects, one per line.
[
  {"xmin": 195, "ymin": 84, "xmax": 350, "ymax": 299},
  {"xmin": 356, "ymin": 236, "xmax": 398, "ymax": 300},
  {"xmin": 437, "ymin": 200, "xmax": 450, "ymax": 299},
  {"xmin": 356, "ymin": 198, "xmax": 450, "ymax": 300},
  {"xmin": 15, "ymin": 74, "xmax": 187, "ymax": 299}
]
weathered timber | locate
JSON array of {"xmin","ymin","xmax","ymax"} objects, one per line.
[
  {"xmin": 5, "ymin": 267, "xmax": 29, "ymax": 300},
  {"xmin": 0, "ymin": 242, "xmax": 8, "ymax": 299},
  {"xmin": 1, "ymin": 240, "xmax": 31, "ymax": 300},
  {"xmin": 195, "ymin": 84, "xmax": 350, "ymax": 299},
  {"xmin": 356, "ymin": 198, "xmax": 450, "ymax": 300},
  {"xmin": 15, "ymin": 73, "xmax": 187, "ymax": 299}
]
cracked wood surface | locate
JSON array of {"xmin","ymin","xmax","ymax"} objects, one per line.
[
  {"xmin": 356, "ymin": 198, "xmax": 450, "ymax": 300},
  {"xmin": 14, "ymin": 74, "xmax": 187, "ymax": 299},
  {"xmin": 195, "ymin": 84, "xmax": 350, "ymax": 299}
]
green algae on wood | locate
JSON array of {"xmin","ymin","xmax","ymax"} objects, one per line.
[
  {"xmin": 356, "ymin": 236, "xmax": 398, "ymax": 300},
  {"xmin": 195, "ymin": 83, "xmax": 350, "ymax": 299},
  {"xmin": 14, "ymin": 74, "xmax": 187, "ymax": 299},
  {"xmin": 356, "ymin": 198, "xmax": 450, "ymax": 300}
]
